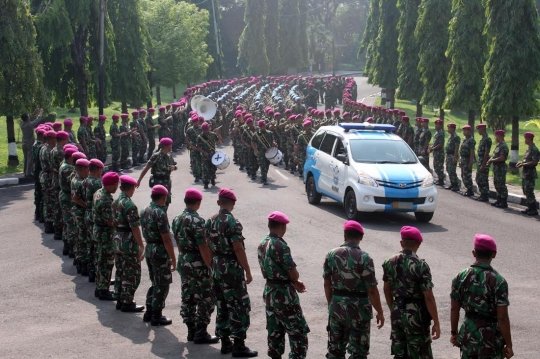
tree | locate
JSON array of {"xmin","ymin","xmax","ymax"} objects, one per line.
[
  {"xmin": 396, "ymin": 0, "xmax": 423, "ymax": 116},
  {"xmin": 361, "ymin": 0, "xmax": 381, "ymax": 83},
  {"xmin": 416, "ymin": 0, "xmax": 451, "ymax": 119},
  {"xmin": 298, "ymin": 0, "xmax": 309, "ymax": 68},
  {"xmin": 445, "ymin": 0, "xmax": 486, "ymax": 127},
  {"xmin": 1, "ymin": 0, "xmax": 47, "ymax": 165},
  {"xmin": 279, "ymin": 0, "xmax": 300, "ymax": 73},
  {"xmin": 265, "ymin": 0, "xmax": 280, "ymax": 74},
  {"xmin": 482, "ymin": 0, "xmax": 540, "ymax": 168},
  {"xmin": 109, "ymin": 0, "xmax": 151, "ymax": 113},
  {"xmin": 237, "ymin": 0, "xmax": 269, "ymax": 75}
]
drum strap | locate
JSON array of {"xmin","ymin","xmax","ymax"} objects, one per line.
[
  {"xmin": 255, "ymin": 132, "xmax": 271, "ymax": 150},
  {"xmin": 198, "ymin": 134, "xmax": 216, "ymax": 151}
]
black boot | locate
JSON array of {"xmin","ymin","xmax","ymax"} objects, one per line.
[
  {"xmin": 496, "ymin": 199, "xmax": 508, "ymax": 209},
  {"xmin": 143, "ymin": 309, "xmax": 153, "ymax": 322},
  {"xmin": 88, "ymin": 270, "xmax": 96, "ymax": 283},
  {"xmin": 232, "ymin": 338, "xmax": 258, "ymax": 357},
  {"xmin": 62, "ymin": 243, "xmax": 69, "ymax": 256},
  {"xmin": 99, "ymin": 290, "xmax": 115, "ymax": 301},
  {"xmin": 54, "ymin": 227, "xmax": 63, "ymax": 241},
  {"xmin": 44, "ymin": 221, "xmax": 54, "ymax": 234},
  {"xmin": 476, "ymin": 194, "xmax": 489, "ymax": 202},
  {"xmin": 491, "ymin": 196, "xmax": 501, "ymax": 207},
  {"xmin": 527, "ymin": 202, "xmax": 538, "ymax": 215},
  {"xmin": 221, "ymin": 337, "xmax": 233, "ymax": 354},
  {"xmin": 193, "ymin": 325, "xmax": 220, "ymax": 344},
  {"xmin": 76, "ymin": 261, "xmax": 82, "ymax": 274},
  {"xmin": 186, "ymin": 322, "xmax": 195, "ymax": 341},
  {"xmin": 80, "ymin": 263, "xmax": 89, "ymax": 277},
  {"xmin": 121, "ymin": 302, "xmax": 145, "ymax": 312},
  {"xmin": 151, "ymin": 311, "xmax": 172, "ymax": 326}
]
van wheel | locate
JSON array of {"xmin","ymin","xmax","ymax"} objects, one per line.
[
  {"xmin": 344, "ymin": 190, "xmax": 366, "ymax": 221},
  {"xmin": 306, "ymin": 175, "xmax": 322, "ymax": 205},
  {"xmin": 414, "ymin": 212, "xmax": 434, "ymax": 223}
]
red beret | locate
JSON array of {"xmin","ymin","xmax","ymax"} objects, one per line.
[
  {"xmin": 151, "ymin": 184, "xmax": 169, "ymax": 196},
  {"xmin": 474, "ymin": 234, "xmax": 497, "ymax": 252},
  {"xmin": 462, "ymin": 125, "xmax": 472, "ymax": 130},
  {"xmin": 159, "ymin": 106, "xmax": 166, "ymax": 111},
  {"xmin": 400, "ymin": 111, "xmax": 406, "ymax": 115},
  {"xmin": 56, "ymin": 131, "xmax": 69, "ymax": 140},
  {"xmin": 148, "ymin": 108, "xmax": 155, "ymax": 112},
  {"xmin": 343, "ymin": 220, "xmax": 364, "ymax": 234},
  {"xmin": 72, "ymin": 152, "xmax": 87, "ymax": 161},
  {"xmin": 76, "ymin": 158, "xmax": 90, "ymax": 167},
  {"xmin": 160, "ymin": 137, "xmax": 173, "ymax": 146},
  {"xmin": 494, "ymin": 130, "xmax": 505, "ymax": 136},
  {"xmin": 235, "ymin": 112, "xmax": 242, "ymax": 118},
  {"xmin": 325, "ymin": 109, "xmax": 331, "ymax": 114},
  {"xmin": 435, "ymin": 119, "xmax": 443, "ymax": 125},
  {"xmin": 185, "ymin": 188, "xmax": 203, "ymax": 201},
  {"xmin": 303, "ymin": 120, "xmax": 312, "ymax": 127},
  {"xmin": 333, "ymin": 109, "xmax": 341, "ymax": 114},
  {"xmin": 52, "ymin": 122, "xmax": 63, "ymax": 130},
  {"xmin": 99, "ymin": 115, "xmax": 107, "ymax": 121},
  {"xmin": 476, "ymin": 123, "xmax": 486, "ymax": 129},
  {"xmin": 402, "ymin": 116, "xmax": 409, "ymax": 122},
  {"xmin": 218, "ymin": 188, "xmax": 237, "ymax": 201},
  {"xmin": 198, "ymin": 116, "xmax": 205, "ymax": 122},
  {"xmin": 131, "ymin": 111, "xmax": 139, "ymax": 116},
  {"xmin": 87, "ymin": 117, "xmax": 94, "ymax": 123},
  {"xmin": 400, "ymin": 226, "xmax": 423, "ymax": 243},
  {"xmin": 64, "ymin": 119, "xmax": 73, "ymax": 126},
  {"xmin": 63, "ymin": 144, "xmax": 77, "ymax": 152},
  {"xmin": 343, "ymin": 112, "xmax": 350, "ymax": 117},
  {"xmin": 274, "ymin": 112, "xmax": 281, "ymax": 117},
  {"xmin": 89, "ymin": 159, "xmax": 104, "ymax": 169},
  {"xmin": 422, "ymin": 118, "xmax": 430, "ymax": 123},
  {"xmin": 119, "ymin": 175, "xmax": 137, "ymax": 186},
  {"xmin": 172, "ymin": 103, "xmax": 180, "ymax": 108},
  {"xmin": 285, "ymin": 109, "xmax": 292, "ymax": 114},
  {"xmin": 102, "ymin": 172, "xmax": 120, "ymax": 186},
  {"xmin": 393, "ymin": 109, "xmax": 400, "ymax": 114},
  {"xmin": 447, "ymin": 123, "xmax": 456, "ymax": 128},
  {"xmin": 139, "ymin": 109, "xmax": 147, "ymax": 114},
  {"xmin": 245, "ymin": 118, "xmax": 253, "ymax": 124},
  {"xmin": 352, "ymin": 115, "xmax": 359, "ymax": 121},
  {"xmin": 366, "ymin": 117, "xmax": 374, "ymax": 123},
  {"xmin": 112, "ymin": 114, "xmax": 120, "ymax": 120},
  {"xmin": 64, "ymin": 148, "xmax": 77, "ymax": 157},
  {"xmin": 120, "ymin": 113, "xmax": 129, "ymax": 119},
  {"xmin": 258, "ymin": 120, "xmax": 266, "ymax": 127},
  {"xmin": 524, "ymin": 132, "xmax": 535, "ymax": 138},
  {"xmin": 268, "ymin": 211, "xmax": 290, "ymax": 224},
  {"xmin": 201, "ymin": 122, "xmax": 210, "ymax": 130},
  {"xmin": 79, "ymin": 116, "xmax": 88, "ymax": 122},
  {"xmin": 45, "ymin": 130, "xmax": 57, "ymax": 138}
]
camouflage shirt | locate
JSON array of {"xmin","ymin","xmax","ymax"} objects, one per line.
[
  {"xmin": 491, "ymin": 141, "xmax": 509, "ymax": 162},
  {"xmin": 71, "ymin": 173, "xmax": 86, "ymax": 215},
  {"xmin": 172, "ymin": 208, "xmax": 206, "ymax": 251},
  {"xmin": 446, "ymin": 133, "xmax": 461, "ymax": 155},
  {"xmin": 296, "ymin": 130, "xmax": 313, "ymax": 149},
  {"xmin": 477, "ymin": 134, "xmax": 493, "ymax": 161},
  {"xmin": 32, "ymin": 141, "xmax": 44, "ymax": 175},
  {"xmin": 432, "ymin": 129, "xmax": 445, "ymax": 153},
  {"xmin": 258, "ymin": 234, "xmax": 296, "ymax": 283},
  {"xmin": 205, "ymin": 208, "xmax": 244, "ymax": 256},
  {"xmin": 196, "ymin": 131, "xmax": 219, "ymax": 154},
  {"xmin": 59, "ymin": 161, "xmax": 75, "ymax": 194},
  {"xmin": 460, "ymin": 135, "xmax": 476, "ymax": 160},
  {"xmin": 113, "ymin": 192, "xmax": 140, "ymax": 229},
  {"xmin": 140, "ymin": 202, "xmax": 170, "ymax": 243},
  {"xmin": 119, "ymin": 122, "xmax": 130, "ymax": 146},
  {"xmin": 252, "ymin": 130, "xmax": 274, "ymax": 153},
  {"xmin": 93, "ymin": 187, "xmax": 114, "ymax": 227},
  {"xmin": 77, "ymin": 126, "xmax": 88, "ymax": 148},
  {"xmin": 419, "ymin": 128, "xmax": 432, "ymax": 153},
  {"xmin": 186, "ymin": 126, "xmax": 201, "ymax": 147},
  {"xmin": 94, "ymin": 123, "xmax": 106, "ymax": 143},
  {"xmin": 83, "ymin": 176, "xmax": 102, "ymax": 222},
  {"xmin": 148, "ymin": 151, "xmax": 175, "ymax": 177},
  {"xmin": 109, "ymin": 123, "xmax": 120, "ymax": 146},
  {"xmin": 521, "ymin": 143, "xmax": 540, "ymax": 179},
  {"xmin": 145, "ymin": 115, "xmax": 156, "ymax": 137},
  {"xmin": 67, "ymin": 130, "xmax": 77, "ymax": 144},
  {"xmin": 50, "ymin": 145, "xmax": 64, "ymax": 188}
]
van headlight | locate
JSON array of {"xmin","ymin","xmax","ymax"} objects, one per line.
[
  {"xmin": 358, "ymin": 171, "xmax": 378, "ymax": 187},
  {"xmin": 422, "ymin": 174, "xmax": 434, "ymax": 187}
]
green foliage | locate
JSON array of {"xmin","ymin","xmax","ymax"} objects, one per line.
[
  {"xmin": 298, "ymin": 0, "xmax": 309, "ymax": 68},
  {"xmin": 237, "ymin": 0, "xmax": 269, "ymax": 75},
  {"xmin": 0, "ymin": 0, "xmax": 48, "ymax": 117},
  {"xmin": 279, "ymin": 0, "xmax": 301, "ymax": 72},
  {"xmin": 265, "ymin": 0, "xmax": 280, "ymax": 74},
  {"xmin": 396, "ymin": 0, "xmax": 422, "ymax": 100},
  {"xmin": 482, "ymin": 0, "xmax": 540, "ymax": 123},
  {"xmin": 361, "ymin": 0, "xmax": 380, "ymax": 83},
  {"xmin": 445, "ymin": 0, "xmax": 486, "ymax": 111},
  {"xmin": 370, "ymin": 0, "xmax": 399, "ymax": 89},
  {"xmin": 416, "ymin": 0, "xmax": 451, "ymax": 107}
]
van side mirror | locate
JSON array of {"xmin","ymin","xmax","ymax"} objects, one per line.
[{"xmin": 336, "ymin": 153, "xmax": 348, "ymax": 164}]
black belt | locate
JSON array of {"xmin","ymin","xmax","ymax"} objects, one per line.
[
  {"xmin": 266, "ymin": 279, "xmax": 292, "ymax": 285},
  {"xmin": 61, "ymin": 189, "xmax": 71, "ymax": 194},
  {"xmin": 95, "ymin": 223, "xmax": 111, "ymax": 228},
  {"xmin": 400, "ymin": 297, "xmax": 425, "ymax": 304},
  {"xmin": 180, "ymin": 247, "xmax": 201, "ymax": 254},
  {"xmin": 152, "ymin": 175, "xmax": 170, "ymax": 180},
  {"xmin": 146, "ymin": 240, "xmax": 164, "ymax": 244},
  {"xmin": 214, "ymin": 253, "xmax": 237, "ymax": 260},
  {"xmin": 465, "ymin": 311, "xmax": 497, "ymax": 323},
  {"xmin": 332, "ymin": 289, "xmax": 368, "ymax": 298},
  {"xmin": 446, "ymin": 151, "xmax": 455, "ymax": 155},
  {"xmin": 115, "ymin": 227, "xmax": 132, "ymax": 233}
]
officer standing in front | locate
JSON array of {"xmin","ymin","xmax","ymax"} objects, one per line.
[
  {"xmin": 450, "ymin": 234, "xmax": 513, "ymax": 359},
  {"xmin": 382, "ymin": 226, "xmax": 441, "ymax": 358},
  {"xmin": 516, "ymin": 132, "xmax": 539, "ymax": 215},
  {"xmin": 323, "ymin": 221, "xmax": 385, "ymax": 359}
]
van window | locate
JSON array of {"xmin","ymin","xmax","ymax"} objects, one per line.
[
  {"xmin": 310, "ymin": 131, "xmax": 325, "ymax": 149},
  {"xmin": 319, "ymin": 133, "xmax": 337, "ymax": 155}
]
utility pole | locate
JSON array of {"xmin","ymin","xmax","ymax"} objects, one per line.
[
  {"xmin": 332, "ymin": 21, "xmax": 335, "ymax": 77},
  {"xmin": 98, "ymin": 0, "xmax": 107, "ymax": 115},
  {"xmin": 210, "ymin": 0, "xmax": 222, "ymax": 79}
]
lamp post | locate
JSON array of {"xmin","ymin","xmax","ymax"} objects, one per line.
[{"xmin": 210, "ymin": 0, "xmax": 222, "ymax": 79}]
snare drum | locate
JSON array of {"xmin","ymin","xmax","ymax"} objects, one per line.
[
  {"xmin": 265, "ymin": 147, "xmax": 283, "ymax": 165},
  {"xmin": 211, "ymin": 151, "xmax": 230, "ymax": 170}
]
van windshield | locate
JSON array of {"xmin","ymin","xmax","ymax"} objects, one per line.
[{"xmin": 349, "ymin": 139, "xmax": 418, "ymax": 164}]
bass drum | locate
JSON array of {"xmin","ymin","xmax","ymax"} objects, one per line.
[
  {"xmin": 211, "ymin": 151, "xmax": 230, "ymax": 170},
  {"xmin": 265, "ymin": 147, "xmax": 283, "ymax": 165}
]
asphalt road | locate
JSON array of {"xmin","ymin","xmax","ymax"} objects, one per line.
[{"xmin": 1, "ymin": 78, "xmax": 539, "ymax": 359}]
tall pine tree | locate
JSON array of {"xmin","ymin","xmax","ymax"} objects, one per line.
[
  {"xmin": 265, "ymin": 0, "xmax": 280, "ymax": 74},
  {"xmin": 445, "ymin": 0, "xmax": 486, "ymax": 127},
  {"xmin": 279, "ymin": 0, "xmax": 300, "ymax": 73},
  {"xmin": 482, "ymin": 0, "xmax": 540, "ymax": 167},
  {"xmin": 416, "ymin": 0, "xmax": 451, "ymax": 119},
  {"xmin": 361, "ymin": 0, "xmax": 381, "ymax": 84},
  {"xmin": 238, "ymin": 0, "xmax": 269, "ymax": 76}
]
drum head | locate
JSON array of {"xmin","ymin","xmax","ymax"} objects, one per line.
[
  {"xmin": 265, "ymin": 147, "xmax": 278, "ymax": 159},
  {"xmin": 212, "ymin": 152, "xmax": 226, "ymax": 166}
]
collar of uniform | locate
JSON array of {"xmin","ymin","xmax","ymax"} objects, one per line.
[
  {"xmin": 219, "ymin": 208, "xmax": 231, "ymax": 215},
  {"xmin": 401, "ymin": 249, "xmax": 418, "ymax": 257},
  {"xmin": 184, "ymin": 207, "xmax": 197, "ymax": 215},
  {"xmin": 269, "ymin": 233, "xmax": 285, "ymax": 242},
  {"xmin": 341, "ymin": 241, "xmax": 360, "ymax": 249},
  {"xmin": 471, "ymin": 261, "xmax": 493, "ymax": 270}
]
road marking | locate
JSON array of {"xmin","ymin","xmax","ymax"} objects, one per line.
[{"xmin": 274, "ymin": 169, "xmax": 289, "ymax": 180}]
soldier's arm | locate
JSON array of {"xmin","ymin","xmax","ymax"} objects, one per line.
[
  {"xmin": 323, "ymin": 279, "xmax": 332, "ymax": 305},
  {"xmin": 136, "ymin": 163, "xmax": 152, "ymax": 188},
  {"xmin": 497, "ymin": 306, "xmax": 513, "ymax": 354},
  {"xmin": 482, "ymin": 144, "xmax": 491, "ymax": 167},
  {"xmin": 383, "ymin": 281, "xmax": 393, "ymax": 310},
  {"xmin": 72, "ymin": 193, "xmax": 87, "ymax": 208},
  {"xmin": 161, "ymin": 231, "xmax": 177, "ymax": 271},
  {"xmin": 232, "ymin": 241, "xmax": 253, "ymax": 284},
  {"xmin": 131, "ymin": 225, "xmax": 145, "ymax": 261},
  {"xmin": 198, "ymin": 243, "xmax": 213, "ymax": 268},
  {"xmin": 423, "ymin": 289, "xmax": 441, "ymax": 339},
  {"xmin": 367, "ymin": 286, "xmax": 385, "ymax": 329}
]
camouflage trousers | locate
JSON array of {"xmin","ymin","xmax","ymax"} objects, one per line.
[
  {"xmin": 297, "ymin": 150, "xmax": 306, "ymax": 175},
  {"xmin": 88, "ymin": 144, "xmax": 97, "ymax": 160},
  {"xmin": 34, "ymin": 180, "xmax": 43, "ymax": 219},
  {"xmin": 41, "ymin": 183, "xmax": 53, "ymax": 223},
  {"xmin": 461, "ymin": 160, "xmax": 473, "ymax": 191},
  {"xmin": 475, "ymin": 167, "xmax": 490, "ymax": 195},
  {"xmin": 265, "ymin": 286, "xmax": 309, "ymax": 359},
  {"xmin": 145, "ymin": 243, "xmax": 172, "ymax": 312},
  {"xmin": 74, "ymin": 210, "xmax": 87, "ymax": 263},
  {"xmin": 202, "ymin": 155, "xmax": 217, "ymax": 185},
  {"xmin": 212, "ymin": 258, "xmax": 251, "ymax": 340},
  {"xmin": 326, "ymin": 298, "xmax": 372, "ymax": 359},
  {"xmin": 111, "ymin": 142, "xmax": 120, "ymax": 168},
  {"xmin": 178, "ymin": 253, "xmax": 215, "ymax": 326},
  {"xmin": 131, "ymin": 139, "xmax": 140, "ymax": 165},
  {"xmin": 492, "ymin": 165, "xmax": 508, "ymax": 199},
  {"xmin": 138, "ymin": 138, "xmax": 147, "ymax": 163},
  {"xmin": 258, "ymin": 155, "xmax": 270, "ymax": 181},
  {"xmin": 94, "ymin": 225, "xmax": 115, "ymax": 291},
  {"xmin": 147, "ymin": 135, "xmax": 156, "ymax": 158},
  {"xmin": 246, "ymin": 150, "xmax": 259, "ymax": 177},
  {"xmin": 51, "ymin": 187, "xmax": 62, "ymax": 230},
  {"xmin": 172, "ymin": 125, "xmax": 182, "ymax": 149},
  {"xmin": 114, "ymin": 233, "xmax": 141, "ymax": 304},
  {"xmin": 120, "ymin": 142, "xmax": 130, "ymax": 168},
  {"xmin": 97, "ymin": 144, "xmax": 107, "ymax": 163},
  {"xmin": 233, "ymin": 141, "xmax": 244, "ymax": 165},
  {"xmin": 390, "ymin": 306, "xmax": 433, "ymax": 359},
  {"xmin": 190, "ymin": 150, "xmax": 202, "ymax": 180},
  {"xmin": 85, "ymin": 217, "xmax": 97, "ymax": 272},
  {"xmin": 522, "ymin": 176, "xmax": 537, "ymax": 204},
  {"xmin": 280, "ymin": 143, "xmax": 289, "ymax": 168},
  {"xmin": 59, "ymin": 192, "xmax": 75, "ymax": 249},
  {"xmin": 457, "ymin": 318, "xmax": 504, "ymax": 359},
  {"xmin": 446, "ymin": 157, "xmax": 459, "ymax": 187},
  {"xmin": 433, "ymin": 152, "xmax": 445, "ymax": 181},
  {"xmin": 288, "ymin": 143, "xmax": 297, "ymax": 171}
]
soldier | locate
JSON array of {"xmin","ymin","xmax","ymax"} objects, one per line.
[
  {"xmin": 288, "ymin": 116, "xmax": 302, "ymax": 175},
  {"xmin": 172, "ymin": 188, "xmax": 219, "ymax": 343},
  {"xmin": 64, "ymin": 118, "xmax": 78, "ymax": 146},
  {"xmin": 295, "ymin": 119, "xmax": 314, "ymax": 178},
  {"xmin": 83, "ymin": 159, "xmax": 104, "ymax": 283},
  {"xmin": 158, "ymin": 106, "xmax": 172, "ymax": 140},
  {"xmin": 77, "ymin": 117, "xmax": 89, "ymax": 154},
  {"xmin": 119, "ymin": 114, "xmax": 131, "ymax": 170},
  {"xmin": 324, "ymin": 220, "xmax": 385, "ymax": 359},
  {"xmin": 414, "ymin": 118, "xmax": 423, "ymax": 156},
  {"xmin": 20, "ymin": 109, "xmax": 44, "ymax": 177},
  {"xmin": 138, "ymin": 109, "xmax": 149, "ymax": 163},
  {"xmin": 516, "ymin": 132, "xmax": 539, "ymax": 215},
  {"xmin": 419, "ymin": 119, "xmax": 432, "ymax": 171},
  {"xmin": 113, "ymin": 175, "xmax": 145, "ymax": 313},
  {"xmin": 460, "ymin": 125, "xmax": 476, "ymax": 197},
  {"xmin": 146, "ymin": 108, "xmax": 160, "ymax": 157},
  {"xmin": 171, "ymin": 103, "xmax": 182, "ymax": 151},
  {"xmin": 33, "ymin": 128, "xmax": 46, "ymax": 222},
  {"xmin": 93, "ymin": 172, "xmax": 119, "ymax": 301},
  {"xmin": 382, "ymin": 226, "xmax": 441, "ymax": 359},
  {"xmin": 252, "ymin": 120, "xmax": 276, "ymax": 185},
  {"xmin": 258, "ymin": 211, "xmax": 309, "ymax": 359},
  {"xmin": 428, "ymin": 119, "xmax": 445, "ymax": 186},
  {"xmin": 186, "ymin": 117, "xmax": 203, "ymax": 182},
  {"xmin": 198, "ymin": 121, "xmax": 221, "ymax": 188},
  {"xmin": 140, "ymin": 185, "xmax": 177, "ymax": 326},
  {"xmin": 130, "ymin": 111, "xmax": 141, "ymax": 167},
  {"xmin": 136, "ymin": 137, "xmax": 177, "ymax": 210},
  {"xmin": 487, "ymin": 130, "xmax": 509, "ymax": 209},
  {"xmin": 397, "ymin": 116, "xmax": 414, "ymax": 148},
  {"xmin": 40, "ymin": 130, "xmax": 57, "ymax": 234},
  {"xmin": 205, "ymin": 188, "xmax": 258, "ymax": 357},
  {"xmin": 475, "ymin": 124, "xmax": 492, "ymax": 202},
  {"xmin": 241, "ymin": 117, "xmax": 259, "ymax": 181},
  {"xmin": 110, "ymin": 114, "xmax": 122, "ymax": 173},
  {"xmin": 86, "ymin": 117, "xmax": 98, "ymax": 159},
  {"xmin": 59, "ymin": 147, "xmax": 77, "ymax": 256},
  {"xmin": 95, "ymin": 115, "xmax": 107, "ymax": 163},
  {"xmin": 444, "ymin": 123, "xmax": 461, "ymax": 192},
  {"xmin": 450, "ymin": 234, "xmax": 513, "ymax": 359},
  {"xmin": 71, "ymin": 157, "xmax": 90, "ymax": 274},
  {"xmin": 51, "ymin": 131, "xmax": 70, "ymax": 241}
]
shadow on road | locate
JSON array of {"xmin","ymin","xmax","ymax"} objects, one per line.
[{"xmin": 0, "ymin": 184, "xmax": 33, "ymax": 213}]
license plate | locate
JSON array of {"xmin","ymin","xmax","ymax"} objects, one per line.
[{"xmin": 392, "ymin": 202, "xmax": 413, "ymax": 209}]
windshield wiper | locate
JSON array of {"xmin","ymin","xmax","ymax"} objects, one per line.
[
  {"xmin": 375, "ymin": 160, "xmax": 399, "ymax": 164},
  {"xmin": 401, "ymin": 161, "xmax": 416, "ymax": 164}
]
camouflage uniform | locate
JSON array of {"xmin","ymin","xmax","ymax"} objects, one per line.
[
  {"xmin": 141, "ymin": 202, "xmax": 173, "ymax": 314},
  {"xmin": 93, "ymin": 188, "xmax": 115, "ymax": 291},
  {"xmin": 137, "ymin": 117, "xmax": 148, "ymax": 163},
  {"xmin": 252, "ymin": 129, "xmax": 275, "ymax": 182},
  {"xmin": 59, "ymin": 160, "xmax": 76, "ymax": 254},
  {"xmin": 397, "ymin": 124, "xmax": 414, "ymax": 148},
  {"xmin": 67, "ymin": 130, "xmax": 77, "ymax": 145},
  {"xmin": 521, "ymin": 143, "xmax": 540, "ymax": 206},
  {"xmin": 451, "ymin": 262, "xmax": 509, "ymax": 358},
  {"xmin": 83, "ymin": 176, "xmax": 102, "ymax": 274},
  {"xmin": 172, "ymin": 209, "xmax": 215, "ymax": 327},
  {"xmin": 460, "ymin": 135, "xmax": 476, "ymax": 192},
  {"xmin": 86, "ymin": 125, "xmax": 97, "ymax": 159},
  {"xmin": 50, "ymin": 144, "xmax": 64, "ymax": 235},
  {"xmin": 476, "ymin": 134, "xmax": 493, "ymax": 196},
  {"xmin": 186, "ymin": 126, "xmax": 202, "ymax": 180},
  {"xmin": 78, "ymin": 126, "xmax": 89, "ymax": 155},
  {"xmin": 146, "ymin": 114, "xmax": 157, "ymax": 157},
  {"xmin": 491, "ymin": 141, "xmax": 509, "ymax": 200},
  {"xmin": 288, "ymin": 125, "xmax": 301, "ymax": 173},
  {"xmin": 323, "ymin": 242, "xmax": 378, "ymax": 359},
  {"xmin": 382, "ymin": 249, "xmax": 434, "ymax": 358},
  {"xmin": 94, "ymin": 122, "xmax": 107, "ymax": 163},
  {"xmin": 113, "ymin": 192, "xmax": 142, "ymax": 305},
  {"xmin": 414, "ymin": 127, "xmax": 423, "ymax": 155},
  {"xmin": 147, "ymin": 150, "xmax": 175, "ymax": 207},
  {"xmin": 296, "ymin": 130, "xmax": 313, "ymax": 176},
  {"xmin": 242, "ymin": 125, "xmax": 259, "ymax": 177},
  {"xmin": 172, "ymin": 111, "xmax": 182, "ymax": 150},
  {"xmin": 109, "ymin": 122, "xmax": 120, "ymax": 171},
  {"xmin": 39, "ymin": 143, "xmax": 54, "ymax": 227},
  {"xmin": 432, "ymin": 130, "xmax": 445, "ymax": 181},
  {"xmin": 196, "ymin": 131, "xmax": 219, "ymax": 186},
  {"xmin": 119, "ymin": 121, "xmax": 130, "ymax": 169},
  {"xmin": 33, "ymin": 140, "xmax": 45, "ymax": 221},
  {"xmin": 446, "ymin": 133, "xmax": 461, "ymax": 188},
  {"xmin": 419, "ymin": 128, "xmax": 432, "ymax": 171},
  {"xmin": 158, "ymin": 113, "xmax": 172, "ymax": 140},
  {"xmin": 279, "ymin": 121, "xmax": 290, "ymax": 169},
  {"xmin": 206, "ymin": 209, "xmax": 251, "ymax": 340},
  {"xmin": 130, "ymin": 119, "xmax": 141, "ymax": 166},
  {"xmin": 258, "ymin": 234, "xmax": 309, "ymax": 359},
  {"xmin": 71, "ymin": 173, "xmax": 87, "ymax": 266}
]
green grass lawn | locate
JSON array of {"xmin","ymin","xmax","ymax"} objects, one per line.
[{"xmin": 0, "ymin": 85, "xmax": 185, "ymax": 176}]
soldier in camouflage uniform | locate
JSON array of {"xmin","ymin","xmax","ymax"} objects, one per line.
[
  {"xmin": 109, "ymin": 115, "xmax": 121, "ymax": 172},
  {"xmin": 77, "ymin": 117, "xmax": 89, "ymax": 154},
  {"xmin": 130, "ymin": 111, "xmax": 141, "ymax": 167},
  {"xmin": 397, "ymin": 117, "xmax": 414, "ymax": 148},
  {"xmin": 205, "ymin": 188, "xmax": 258, "ymax": 357},
  {"xmin": 137, "ymin": 109, "xmax": 149, "ymax": 163},
  {"xmin": 241, "ymin": 118, "xmax": 259, "ymax": 180},
  {"xmin": 186, "ymin": 117, "xmax": 203, "ymax": 182},
  {"xmin": 86, "ymin": 117, "xmax": 98, "ymax": 159},
  {"xmin": 231, "ymin": 113, "xmax": 246, "ymax": 169},
  {"xmin": 71, "ymin": 157, "xmax": 90, "ymax": 274},
  {"xmin": 288, "ymin": 117, "xmax": 302, "ymax": 175},
  {"xmin": 113, "ymin": 175, "xmax": 145, "ymax": 312},
  {"xmin": 413, "ymin": 118, "xmax": 423, "ymax": 155},
  {"xmin": 324, "ymin": 81, "xmax": 336, "ymax": 110},
  {"xmin": 295, "ymin": 120, "xmax": 314, "ymax": 178},
  {"xmin": 252, "ymin": 120, "xmax": 276, "ymax": 185},
  {"xmin": 51, "ymin": 131, "xmax": 69, "ymax": 240},
  {"xmin": 172, "ymin": 188, "xmax": 219, "ymax": 343},
  {"xmin": 33, "ymin": 129, "xmax": 46, "ymax": 222},
  {"xmin": 158, "ymin": 106, "xmax": 172, "ymax": 140},
  {"xmin": 323, "ymin": 220, "xmax": 385, "ymax": 359},
  {"xmin": 258, "ymin": 211, "xmax": 309, "ymax": 359},
  {"xmin": 517, "ymin": 132, "xmax": 539, "ymax": 215},
  {"xmin": 120, "ymin": 114, "xmax": 131, "ymax": 170},
  {"xmin": 450, "ymin": 234, "xmax": 513, "ymax": 359},
  {"xmin": 418, "ymin": 119, "xmax": 432, "ymax": 171},
  {"xmin": 140, "ymin": 185, "xmax": 176, "ymax": 326},
  {"xmin": 83, "ymin": 159, "xmax": 104, "ymax": 282},
  {"xmin": 428, "ymin": 119, "xmax": 445, "ymax": 185},
  {"xmin": 382, "ymin": 226, "xmax": 441, "ymax": 359},
  {"xmin": 171, "ymin": 103, "xmax": 182, "ymax": 151},
  {"xmin": 146, "ymin": 108, "xmax": 159, "ymax": 158},
  {"xmin": 487, "ymin": 130, "xmax": 509, "ymax": 209},
  {"xmin": 460, "ymin": 126, "xmax": 476, "ymax": 197},
  {"xmin": 58, "ymin": 147, "xmax": 77, "ymax": 255},
  {"xmin": 475, "ymin": 124, "xmax": 493, "ymax": 202},
  {"xmin": 93, "ymin": 172, "xmax": 119, "ymax": 301},
  {"xmin": 94, "ymin": 115, "xmax": 107, "ymax": 163},
  {"xmin": 40, "ymin": 131, "xmax": 57, "ymax": 234},
  {"xmin": 197, "ymin": 122, "xmax": 220, "ymax": 189},
  {"xmin": 444, "ymin": 123, "xmax": 461, "ymax": 192}
]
